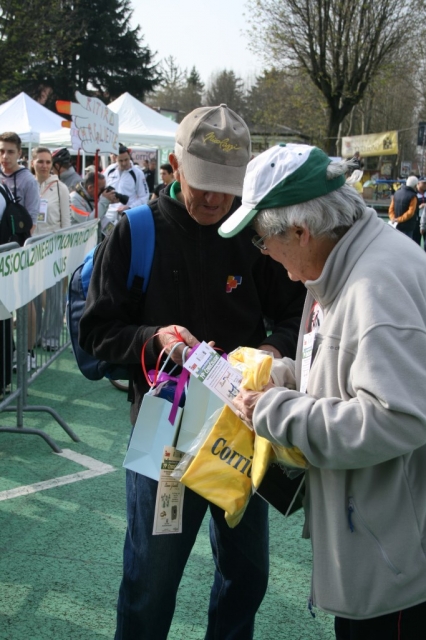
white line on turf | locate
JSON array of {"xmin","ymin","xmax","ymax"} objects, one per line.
[{"xmin": 0, "ymin": 449, "xmax": 117, "ymax": 501}]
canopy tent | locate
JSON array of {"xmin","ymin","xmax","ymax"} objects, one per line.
[
  {"xmin": 39, "ymin": 92, "xmax": 178, "ymax": 150},
  {"xmin": 0, "ymin": 92, "xmax": 64, "ymax": 145},
  {"xmin": 108, "ymin": 92, "xmax": 178, "ymax": 148}
]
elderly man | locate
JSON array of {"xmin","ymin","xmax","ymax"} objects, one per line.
[
  {"xmin": 221, "ymin": 143, "xmax": 426, "ymax": 640},
  {"xmin": 79, "ymin": 106, "xmax": 305, "ymax": 640},
  {"xmin": 388, "ymin": 175, "xmax": 419, "ymax": 238}
]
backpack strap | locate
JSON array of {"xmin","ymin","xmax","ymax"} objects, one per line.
[
  {"xmin": 80, "ymin": 247, "xmax": 97, "ymax": 297},
  {"xmin": 129, "ymin": 169, "xmax": 137, "ymax": 184},
  {"xmin": 126, "ymin": 204, "xmax": 155, "ymax": 293},
  {"xmin": 80, "ymin": 204, "xmax": 155, "ymax": 299},
  {"xmin": 0, "ymin": 182, "xmax": 14, "ymax": 204}
]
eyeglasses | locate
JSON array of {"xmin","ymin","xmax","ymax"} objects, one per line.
[{"xmin": 251, "ymin": 234, "xmax": 269, "ymax": 251}]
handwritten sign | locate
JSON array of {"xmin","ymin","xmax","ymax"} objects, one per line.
[{"xmin": 56, "ymin": 91, "xmax": 119, "ymax": 154}]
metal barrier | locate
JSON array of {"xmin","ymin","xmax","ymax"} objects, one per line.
[{"xmin": 0, "ymin": 223, "xmax": 97, "ymax": 452}]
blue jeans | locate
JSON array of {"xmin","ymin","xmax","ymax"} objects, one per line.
[{"xmin": 114, "ymin": 471, "xmax": 269, "ymax": 640}]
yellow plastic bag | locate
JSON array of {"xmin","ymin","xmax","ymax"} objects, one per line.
[
  {"xmin": 228, "ymin": 347, "xmax": 308, "ymax": 488},
  {"xmin": 180, "ymin": 405, "xmax": 255, "ymax": 519},
  {"xmin": 179, "ymin": 347, "xmax": 307, "ymax": 528}
]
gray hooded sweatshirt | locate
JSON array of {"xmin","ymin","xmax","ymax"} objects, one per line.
[{"xmin": 254, "ymin": 208, "xmax": 426, "ymax": 619}]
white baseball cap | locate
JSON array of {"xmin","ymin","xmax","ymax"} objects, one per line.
[{"xmin": 219, "ymin": 143, "xmax": 346, "ymax": 237}]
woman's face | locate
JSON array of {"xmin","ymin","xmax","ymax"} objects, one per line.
[{"xmin": 32, "ymin": 152, "xmax": 52, "ymax": 182}]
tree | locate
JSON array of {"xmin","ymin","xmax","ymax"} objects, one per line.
[
  {"xmin": 180, "ymin": 66, "xmax": 204, "ymax": 118},
  {"xmin": 146, "ymin": 56, "xmax": 186, "ymax": 113},
  {"xmin": 205, "ymin": 70, "xmax": 246, "ymax": 114},
  {"xmin": 245, "ymin": 68, "xmax": 327, "ymax": 146},
  {"xmin": 0, "ymin": 0, "xmax": 160, "ymax": 106},
  {"xmin": 247, "ymin": 0, "xmax": 424, "ymax": 154},
  {"xmin": 147, "ymin": 61, "xmax": 204, "ymax": 121}
]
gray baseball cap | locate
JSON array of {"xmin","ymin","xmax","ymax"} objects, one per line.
[{"xmin": 175, "ymin": 104, "xmax": 251, "ymax": 196}]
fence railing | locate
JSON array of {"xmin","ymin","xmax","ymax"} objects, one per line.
[{"xmin": 0, "ymin": 222, "xmax": 98, "ymax": 452}]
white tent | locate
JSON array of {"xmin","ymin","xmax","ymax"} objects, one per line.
[
  {"xmin": 108, "ymin": 92, "xmax": 178, "ymax": 148},
  {"xmin": 0, "ymin": 92, "xmax": 64, "ymax": 145},
  {"xmin": 39, "ymin": 92, "xmax": 178, "ymax": 150}
]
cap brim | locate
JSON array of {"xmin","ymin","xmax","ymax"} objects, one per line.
[
  {"xmin": 218, "ymin": 203, "xmax": 259, "ymax": 237},
  {"xmin": 182, "ymin": 148, "xmax": 246, "ymax": 196}
]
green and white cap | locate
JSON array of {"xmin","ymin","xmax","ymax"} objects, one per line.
[{"xmin": 219, "ymin": 143, "xmax": 345, "ymax": 237}]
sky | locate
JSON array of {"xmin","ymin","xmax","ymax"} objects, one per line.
[{"xmin": 130, "ymin": 0, "xmax": 262, "ymax": 87}]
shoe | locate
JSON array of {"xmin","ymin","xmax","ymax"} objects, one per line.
[
  {"xmin": 43, "ymin": 344, "xmax": 58, "ymax": 352},
  {"xmin": 27, "ymin": 351, "xmax": 37, "ymax": 371}
]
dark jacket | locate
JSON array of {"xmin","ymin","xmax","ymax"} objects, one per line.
[
  {"xmin": 79, "ymin": 187, "xmax": 306, "ymax": 423},
  {"xmin": 390, "ymin": 185, "xmax": 419, "ymax": 233}
]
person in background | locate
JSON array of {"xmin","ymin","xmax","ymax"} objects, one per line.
[
  {"xmin": 32, "ymin": 146, "xmax": 71, "ymax": 351},
  {"xmin": 1, "ymin": 131, "xmax": 39, "ymax": 369},
  {"xmin": 345, "ymin": 168, "xmax": 363, "ymax": 194},
  {"xmin": 103, "ymin": 144, "xmax": 149, "ymax": 229},
  {"xmin": 144, "ymin": 158, "xmax": 156, "ymax": 193},
  {"xmin": 0, "ymin": 184, "xmax": 12, "ymax": 396},
  {"xmin": 70, "ymin": 172, "xmax": 118, "ymax": 225},
  {"xmin": 0, "ymin": 131, "xmax": 39, "ymax": 228},
  {"xmin": 388, "ymin": 175, "xmax": 419, "ymax": 238},
  {"xmin": 79, "ymin": 105, "xmax": 306, "ymax": 640},
  {"xmin": 222, "ymin": 143, "xmax": 426, "ymax": 640},
  {"xmin": 415, "ymin": 177, "xmax": 426, "ymax": 247},
  {"xmin": 51, "ymin": 147, "xmax": 82, "ymax": 192},
  {"xmin": 150, "ymin": 163, "xmax": 174, "ymax": 200}
]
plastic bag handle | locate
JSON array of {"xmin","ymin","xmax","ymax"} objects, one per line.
[{"xmin": 141, "ymin": 326, "xmax": 186, "ymax": 387}]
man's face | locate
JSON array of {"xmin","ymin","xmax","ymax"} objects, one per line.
[
  {"xmin": 149, "ymin": 161, "xmax": 156, "ymax": 171},
  {"xmin": 86, "ymin": 177, "xmax": 105, "ymax": 198},
  {"xmin": 0, "ymin": 141, "xmax": 21, "ymax": 174},
  {"xmin": 32, "ymin": 151, "xmax": 52, "ymax": 181},
  {"xmin": 118, "ymin": 152, "xmax": 131, "ymax": 171},
  {"xmin": 169, "ymin": 154, "xmax": 235, "ymax": 225},
  {"xmin": 419, "ymin": 181, "xmax": 426, "ymax": 194},
  {"xmin": 179, "ymin": 171, "xmax": 234, "ymax": 225},
  {"xmin": 160, "ymin": 169, "xmax": 173, "ymax": 185}
]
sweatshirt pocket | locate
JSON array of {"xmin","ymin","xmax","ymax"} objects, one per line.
[{"xmin": 348, "ymin": 497, "xmax": 401, "ymax": 576}]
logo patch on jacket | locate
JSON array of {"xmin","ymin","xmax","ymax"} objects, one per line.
[{"xmin": 226, "ymin": 275, "xmax": 242, "ymax": 293}]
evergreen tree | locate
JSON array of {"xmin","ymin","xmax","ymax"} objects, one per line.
[
  {"xmin": 179, "ymin": 66, "xmax": 204, "ymax": 120},
  {"xmin": 0, "ymin": 0, "xmax": 160, "ymax": 106},
  {"xmin": 146, "ymin": 56, "xmax": 185, "ymax": 113},
  {"xmin": 205, "ymin": 70, "xmax": 246, "ymax": 114}
]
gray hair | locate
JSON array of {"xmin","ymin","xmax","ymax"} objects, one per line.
[
  {"xmin": 82, "ymin": 171, "xmax": 104, "ymax": 188},
  {"xmin": 255, "ymin": 161, "xmax": 366, "ymax": 240}
]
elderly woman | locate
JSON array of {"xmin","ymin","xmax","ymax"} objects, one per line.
[{"xmin": 219, "ymin": 144, "xmax": 426, "ymax": 639}]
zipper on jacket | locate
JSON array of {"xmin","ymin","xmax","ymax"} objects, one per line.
[{"xmin": 347, "ymin": 497, "xmax": 401, "ymax": 575}]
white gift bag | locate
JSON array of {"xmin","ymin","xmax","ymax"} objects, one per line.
[
  {"xmin": 123, "ymin": 392, "xmax": 183, "ymax": 481},
  {"xmin": 123, "ymin": 342, "xmax": 184, "ymax": 481},
  {"xmin": 176, "ymin": 375, "xmax": 223, "ymax": 453}
]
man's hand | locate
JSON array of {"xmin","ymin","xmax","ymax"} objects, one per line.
[
  {"xmin": 117, "ymin": 204, "xmax": 130, "ymax": 213},
  {"xmin": 155, "ymin": 325, "xmax": 202, "ymax": 365},
  {"xmin": 102, "ymin": 189, "xmax": 119, "ymax": 204}
]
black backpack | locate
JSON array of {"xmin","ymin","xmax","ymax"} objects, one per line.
[{"xmin": 0, "ymin": 182, "xmax": 33, "ymax": 246}]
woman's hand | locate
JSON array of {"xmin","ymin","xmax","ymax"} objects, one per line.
[{"xmin": 233, "ymin": 380, "xmax": 275, "ymax": 426}]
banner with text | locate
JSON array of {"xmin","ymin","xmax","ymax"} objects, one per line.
[
  {"xmin": 342, "ymin": 131, "xmax": 398, "ymax": 158},
  {"xmin": 57, "ymin": 91, "xmax": 119, "ymax": 154},
  {"xmin": 0, "ymin": 221, "xmax": 98, "ymax": 320}
]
